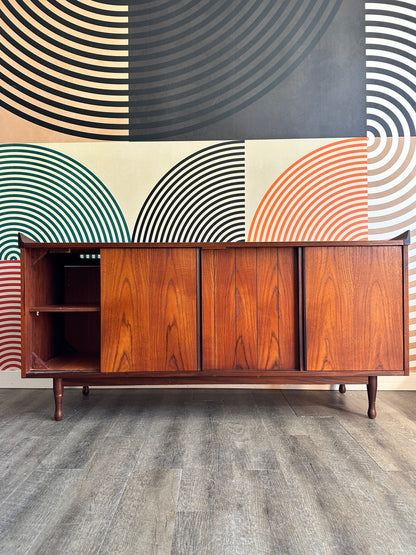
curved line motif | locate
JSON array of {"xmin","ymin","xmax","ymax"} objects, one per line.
[
  {"xmin": 366, "ymin": 1, "xmax": 416, "ymax": 366},
  {"xmin": 0, "ymin": 144, "xmax": 130, "ymax": 260},
  {"xmin": 132, "ymin": 142, "xmax": 245, "ymax": 242},
  {"xmin": 0, "ymin": 0, "xmax": 129, "ymax": 139},
  {"xmin": 248, "ymin": 139, "xmax": 368, "ymax": 242},
  {"xmin": 1, "ymin": 0, "xmax": 342, "ymax": 139},
  {"xmin": 0, "ymin": 262, "xmax": 21, "ymax": 372},
  {"xmin": 366, "ymin": 1, "xmax": 416, "ymax": 138},
  {"xmin": 128, "ymin": 0, "xmax": 342, "ymax": 138}
]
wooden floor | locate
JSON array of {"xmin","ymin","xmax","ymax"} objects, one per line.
[{"xmin": 1, "ymin": 388, "xmax": 416, "ymax": 554}]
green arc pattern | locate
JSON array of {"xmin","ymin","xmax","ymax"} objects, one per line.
[{"xmin": 0, "ymin": 144, "xmax": 130, "ymax": 260}]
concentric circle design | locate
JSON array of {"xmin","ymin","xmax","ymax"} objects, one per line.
[
  {"xmin": 367, "ymin": 136, "xmax": 416, "ymax": 236},
  {"xmin": 366, "ymin": 1, "xmax": 416, "ymax": 238},
  {"xmin": 366, "ymin": 2, "xmax": 416, "ymax": 367},
  {"xmin": 367, "ymin": 137, "xmax": 416, "ymax": 369},
  {"xmin": 132, "ymin": 142, "xmax": 245, "ymax": 242},
  {"xmin": 366, "ymin": 1, "xmax": 416, "ymax": 139},
  {"xmin": 0, "ymin": 144, "xmax": 130, "ymax": 260},
  {"xmin": 0, "ymin": 261, "xmax": 21, "ymax": 372},
  {"xmin": 129, "ymin": 0, "xmax": 342, "ymax": 138},
  {"xmin": 248, "ymin": 139, "xmax": 368, "ymax": 242},
  {"xmin": 0, "ymin": 0, "xmax": 343, "ymax": 139},
  {"xmin": 0, "ymin": 0, "xmax": 129, "ymax": 139}
]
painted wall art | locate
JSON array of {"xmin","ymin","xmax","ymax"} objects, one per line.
[{"xmin": 0, "ymin": 1, "xmax": 415, "ymax": 376}]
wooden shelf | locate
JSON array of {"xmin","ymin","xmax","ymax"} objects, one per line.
[
  {"xmin": 29, "ymin": 305, "xmax": 100, "ymax": 313},
  {"xmin": 43, "ymin": 354, "xmax": 100, "ymax": 371}
]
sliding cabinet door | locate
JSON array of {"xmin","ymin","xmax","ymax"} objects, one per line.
[
  {"xmin": 202, "ymin": 247, "xmax": 299, "ymax": 371},
  {"xmin": 304, "ymin": 246, "xmax": 404, "ymax": 372},
  {"xmin": 101, "ymin": 248, "xmax": 198, "ymax": 373}
]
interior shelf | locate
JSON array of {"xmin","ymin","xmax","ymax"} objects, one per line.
[
  {"xmin": 42, "ymin": 354, "xmax": 100, "ymax": 371},
  {"xmin": 29, "ymin": 305, "xmax": 100, "ymax": 313}
]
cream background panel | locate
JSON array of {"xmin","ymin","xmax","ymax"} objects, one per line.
[{"xmin": 49, "ymin": 142, "xmax": 219, "ymax": 235}]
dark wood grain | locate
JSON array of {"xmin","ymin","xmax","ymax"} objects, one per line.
[
  {"xmin": 29, "ymin": 306, "xmax": 100, "ymax": 312},
  {"xmin": 277, "ymin": 248, "xmax": 299, "ymax": 369},
  {"xmin": 19, "ymin": 237, "xmax": 409, "ymax": 419},
  {"xmin": 367, "ymin": 376, "xmax": 377, "ymax": 419},
  {"xmin": 25, "ymin": 250, "xmax": 62, "ymax": 366},
  {"xmin": 202, "ymin": 247, "xmax": 298, "ymax": 371},
  {"xmin": 235, "ymin": 248, "xmax": 257, "ymax": 369},
  {"xmin": 23, "ymin": 251, "xmax": 101, "ymax": 372},
  {"xmin": 257, "ymin": 248, "xmax": 279, "ymax": 369},
  {"xmin": 151, "ymin": 248, "xmax": 197, "ymax": 372},
  {"xmin": 17, "ymin": 231, "xmax": 408, "ymax": 250},
  {"xmin": 101, "ymin": 248, "xmax": 197, "ymax": 373},
  {"xmin": 46, "ymin": 355, "xmax": 100, "ymax": 371},
  {"xmin": 202, "ymin": 249, "xmax": 236, "ymax": 370},
  {"xmin": 305, "ymin": 246, "xmax": 404, "ymax": 371},
  {"xmin": 53, "ymin": 378, "xmax": 63, "ymax": 421}
]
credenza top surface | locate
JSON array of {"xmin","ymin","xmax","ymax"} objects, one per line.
[{"xmin": 18, "ymin": 232, "xmax": 410, "ymax": 251}]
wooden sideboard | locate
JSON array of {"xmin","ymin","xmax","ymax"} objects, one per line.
[{"xmin": 19, "ymin": 233, "xmax": 410, "ymax": 420}]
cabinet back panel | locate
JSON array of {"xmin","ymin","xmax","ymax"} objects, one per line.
[
  {"xmin": 64, "ymin": 313, "xmax": 100, "ymax": 354},
  {"xmin": 100, "ymin": 248, "xmax": 198, "ymax": 373},
  {"xmin": 64, "ymin": 266, "xmax": 100, "ymax": 305},
  {"xmin": 305, "ymin": 246, "xmax": 404, "ymax": 371}
]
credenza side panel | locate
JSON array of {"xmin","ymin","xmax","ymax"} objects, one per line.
[
  {"xmin": 305, "ymin": 246, "xmax": 404, "ymax": 372},
  {"xmin": 101, "ymin": 248, "xmax": 198, "ymax": 373},
  {"xmin": 201, "ymin": 247, "xmax": 299, "ymax": 370}
]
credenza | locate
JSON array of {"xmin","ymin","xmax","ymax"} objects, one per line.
[{"xmin": 19, "ymin": 232, "xmax": 410, "ymax": 420}]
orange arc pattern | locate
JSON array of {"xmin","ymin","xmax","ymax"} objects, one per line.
[{"xmin": 248, "ymin": 138, "xmax": 368, "ymax": 242}]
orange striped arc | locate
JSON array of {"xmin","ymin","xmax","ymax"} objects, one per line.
[{"xmin": 248, "ymin": 138, "xmax": 368, "ymax": 242}]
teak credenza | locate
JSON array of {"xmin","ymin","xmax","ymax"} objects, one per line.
[{"xmin": 19, "ymin": 233, "xmax": 410, "ymax": 420}]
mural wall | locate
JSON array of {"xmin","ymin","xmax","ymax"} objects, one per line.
[{"xmin": 0, "ymin": 1, "xmax": 415, "ymax": 379}]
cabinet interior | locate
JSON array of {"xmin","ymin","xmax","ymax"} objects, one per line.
[{"xmin": 27, "ymin": 251, "xmax": 100, "ymax": 370}]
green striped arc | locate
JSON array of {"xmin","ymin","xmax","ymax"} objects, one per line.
[
  {"xmin": 1, "ymin": 177, "xmax": 108, "ymax": 244},
  {"xmin": 0, "ymin": 147, "xmax": 129, "ymax": 239},
  {"xmin": 1, "ymin": 151, "xmax": 126, "ymax": 238},
  {"xmin": 1, "ymin": 185, "xmax": 87, "ymax": 240},
  {"xmin": 0, "ymin": 145, "xmax": 130, "ymax": 260}
]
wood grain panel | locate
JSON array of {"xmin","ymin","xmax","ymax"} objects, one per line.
[
  {"xmin": 236, "ymin": 249, "xmax": 257, "ymax": 369},
  {"xmin": 257, "ymin": 248, "xmax": 298, "ymax": 370},
  {"xmin": 26, "ymin": 251, "xmax": 63, "ymax": 366},
  {"xmin": 101, "ymin": 249, "xmax": 146, "ymax": 373},
  {"xmin": 101, "ymin": 249, "xmax": 197, "ymax": 373},
  {"xmin": 277, "ymin": 248, "xmax": 299, "ymax": 369},
  {"xmin": 305, "ymin": 247, "xmax": 404, "ymax": 371},
  {"xmin": 149, "ymin": 248, "xmax": 197, "ymax": 372},
  {"xmin": 257, "ymin": 248, "xmax": 279, "ymax": 369},
  {"xmin": 202, "ymin": 247, "xmax": 299, "ymax": 371},
  {"xmin": 214, "ymin": 249, "xmax": 236, "ymax": 370},
  {"xmin": 201, "ymin": 250, "xmax": 216, "ymax": 370},
  {"xmin": 201, "ymin": 249, "xmax": 236, "ymax": 370}
]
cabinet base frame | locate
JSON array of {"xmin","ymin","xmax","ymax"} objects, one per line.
[{"xmin": 49, "ymin": 374, "xmax": 376, "ymax": 421}]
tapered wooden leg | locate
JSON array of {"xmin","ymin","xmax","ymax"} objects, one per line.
[
  {"xmin": 367, "ymin": 376, "xmax": 377, "ymax": 419},
  {"xmin": 53, "ymin": 378, "xmax": 64, "ymax": 421},
  {"xmin": 82, "ymin": 385, "xmax": 90, "ymax": 396},
  {"xmin": 339, "ymin": 384, "xmax": 346, "ymax": 394}
]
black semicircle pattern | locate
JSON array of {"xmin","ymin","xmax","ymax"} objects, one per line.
[{"xmin": 132, "ymin": 141, "xmax": 245, "ymax": 243}]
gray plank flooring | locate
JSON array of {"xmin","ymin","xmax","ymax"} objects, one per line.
[{"xmin": 1, "ymin": 388, "xmax": 416, "ymax": 554}]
